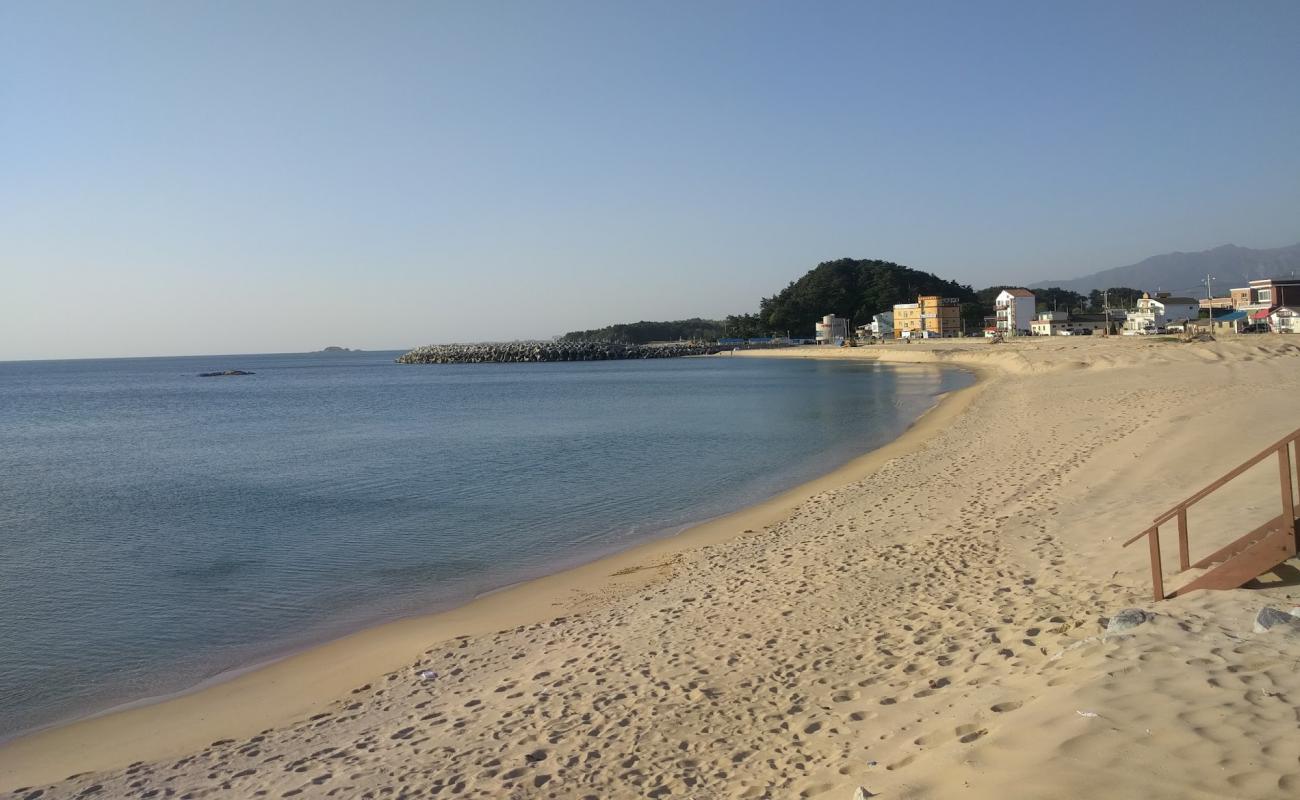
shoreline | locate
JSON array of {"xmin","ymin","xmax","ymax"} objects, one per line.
[
  {"xmin": 11, "ymin": 336, "xmax": 1300, "ymax": 799},
  {"xmin": 0, "ymin": 355, "xmax": 987, "ymax": 792}
]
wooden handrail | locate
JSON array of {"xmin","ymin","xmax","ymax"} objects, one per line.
[
  {"xmin": 1121, "ymin": 527, "xmax": 1152, "ymax": 547},
  {"xmin": 1123, "ymin": 427, "xmax": 1300, "ymax": 602},
  {"xmin": 1152, "ymin": 427, "xmax": 1300, "ymax": 525}
]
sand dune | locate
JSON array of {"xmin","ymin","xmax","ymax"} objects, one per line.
[{"xmin": 4, "ymin": 335, "xmax": 1299, "ymax": 799}]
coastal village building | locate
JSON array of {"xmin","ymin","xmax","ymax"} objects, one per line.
[
  {"xmin": 994, "ymin": 289, "xmax": 1036, "ymax": 335},
  {"xmin": 1123, "ymin": 293, "xmax": 1200, "ymax": 334},
  {"xmin": 893, "ymin": 296, "xmax": 962, "ymax": 339},
  {"xmin": 1229, "ymin": 278, "xmax": 1300, "ymax": 332},
  {"xmin": 855, "ymin": 312, "xmax": 894, "ymax": 340},
  {"xmin": 1230, "ymin": 278, "xmax": 1300, "ymax": 311},
  {"xmin": 814, "ymin": 314, "xmax": 849, "ymax": 344},
  {"xmin": 1212, "ymin": 310, "xmax": 1249, "ymax": 335},
  {"xmin": 1270, "ymin": 307, "xmax": 1298, "ymax": 334},
  {"xmin": 1029, "ymin": 311, "xmax": 1110, "ymax": 336}
]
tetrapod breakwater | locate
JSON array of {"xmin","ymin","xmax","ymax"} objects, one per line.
[{"xmin": 395, "ymin": 341, "xmax": 727, "ymax": 364}]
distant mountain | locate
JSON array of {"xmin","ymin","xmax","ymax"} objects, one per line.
[{"xmin": 1031, "ymin": 243, "xmax": 1300, "ymax": 296}]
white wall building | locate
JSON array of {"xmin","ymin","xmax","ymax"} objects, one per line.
[
  {"xmin": 1029, "ymin": 311, "xmax": 1109, "ymax": 336},
  {"xmin": 1271, "ymin": 307, "xmax": 1299, "ymax": 334},
  {"xmin": 994, "ymin": 289, "xmax": 1036, "ymax": 334},
  {"xmin": 814, "ymin": 314, "xmax": 849, "ymax": 344},
  {"xmin": 1124, "ymin": 294, "xmax": 1200, "ymax": 334}
]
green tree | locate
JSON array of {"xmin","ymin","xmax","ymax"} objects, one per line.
[
  {"xmin": 561, "ymin": 318, "xmax": 726, "ymax": 344},
  {"xmin": 759, "ymin": 258, "xmax": 978, "ymax": 336},
  {"xmin": 1100, "ymin": 287, "xmax": 1144, "ymax": 310},
  {"xmin": 1034, "ymin": 287, "xmax": 1088, "ymax": 314}
]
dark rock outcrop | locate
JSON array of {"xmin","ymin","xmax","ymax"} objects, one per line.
[{"xmin": 198, "ymin": 370, "xmax": 255, "ymax": 377}]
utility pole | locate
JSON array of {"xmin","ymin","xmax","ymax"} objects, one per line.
[
  {"xmin": 1202, "ymin": 274, "xmax": 1215, "ymax": 324},
  {"xmin": 1102, "ymin": 289, "xmax": 1109, "ymax": 337}
]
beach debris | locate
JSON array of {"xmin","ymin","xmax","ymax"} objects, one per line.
[
  {"xmin": 1103, "ymin": 608, "xmax": 1150, "ymax": 637},
  {"xmin": 1076, "ymin": 710, "xmax": 1100, "ymax": 719},
  {"xmin": 1050, "ymin": 636, "xmax": 1099, "ymax": 661},
  {"xmin": 1253, "ymin": 607, "xmax": 1300, "ymax": 633},
  {"xmin": 852, "ymin": 787, "xmax": 877, "ymax": 799},
  {"xmin": 416, "ymin": 669, "xmax": 440, "ymax": 681}
]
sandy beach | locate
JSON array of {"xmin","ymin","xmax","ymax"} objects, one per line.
[{"xmin": 5, "ymin": 335, "xmax": 1300, "ymax": 800}]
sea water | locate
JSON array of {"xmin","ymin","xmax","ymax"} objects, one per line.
[{"xmin": 0, "ymin": 351, "xmax": 972, "ymax": 738}]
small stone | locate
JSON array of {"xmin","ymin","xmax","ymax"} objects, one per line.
[
  {"xmin": 1253, "ymin": 607, "xmax": 1300, "ymax": 633},
  {"xmin": 1104, "ymin": 608, "xmax": 1150, "ymax": 636}
]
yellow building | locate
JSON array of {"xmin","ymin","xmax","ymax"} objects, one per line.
[{"xmin": 892, "ymin": 296, "xmax": 962, "ymax": 338}]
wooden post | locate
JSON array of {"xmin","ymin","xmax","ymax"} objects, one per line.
[
  {"xmin": 1177, "ymin": 508, "xmax": 1190, "ymax": 571},
  {"xmin": 1147, "ymin": 527, "xmax": 1164, "ymax": 601},
  {"xmin": 1281, "ymin": 443, "xmax": 1297, "ymax": 556}
]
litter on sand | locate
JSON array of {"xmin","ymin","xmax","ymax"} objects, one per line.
[
  {"xmin": 1076, "ymin": 710, "xmax": 1099, "ymax": 718},
  {"xmin": 417, "ymin": 669, "xmax": 439, "ymax": 681}
]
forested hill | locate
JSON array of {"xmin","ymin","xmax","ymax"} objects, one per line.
[
  {"xmin": 559, "ymin": 318, "xmax": 724, "ymax": 344},
  {"xmin": 560, "ymin": 259, "xmax": 983, "ymax": 342},
  {"xmin": 758, "ymin": 258, "xmax": 980, "ymax": 335}
]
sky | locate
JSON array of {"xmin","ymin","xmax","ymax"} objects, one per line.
[{"xmin": 3, "ymin": 0, "xmax": 1299, "ymax": 359}]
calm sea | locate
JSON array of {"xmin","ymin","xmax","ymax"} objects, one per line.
[{"xmin": 0, "ymin": 351, "xmax": 971, "ymax": 739}]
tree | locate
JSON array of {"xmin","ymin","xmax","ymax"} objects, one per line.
[
  {"xmin": 723, "ymin": 313, "xmax": 767, "ymax": 339},
  {"xmin": 1101, "ymin": 287, "xmax": 1144, "ymax": 310},
  {"xmin": 759, "ymin": 258, "xmax": 978, "ymax": 337},
  {"xmin": 1034, "ymin": 287, "xmax": 1088, "ymax": 314},
  {"xmin": 561, "ymin": 318, "xmax": 726, "ymax": 344}
]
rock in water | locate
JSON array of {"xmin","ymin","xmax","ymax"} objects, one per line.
[
  {"xmin": 1104, "ymin": 608, "xmax": 1150, "ymax": 636},
  {"xmin": 1254, "ymin": 607, "xmax": 1300, "ymax": 633},
  {"xmin": 198, "ymin": 370, "xmax": 255, "ymax": 377}
]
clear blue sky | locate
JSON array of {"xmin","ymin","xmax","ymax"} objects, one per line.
[{"xmin": 3, "ymin": 0, "xmax": 1298, "ymax": 359}]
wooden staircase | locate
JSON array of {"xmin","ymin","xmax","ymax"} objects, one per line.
[{"xmin": 1123, "ymin": 427, "xmax": 1299, "ymax": 601}]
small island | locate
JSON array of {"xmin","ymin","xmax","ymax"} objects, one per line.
[
  {"xmin": 198, "ymin": 370, "xmax": 255, "ymax": 377},
  {"xmin": 320, "ymin": 346, "xmax": 357, "ymax": 352}
]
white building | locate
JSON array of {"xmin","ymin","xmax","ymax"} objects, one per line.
[
  {"xmin": 994, "ymin": 289, "xmax": 1036, "ymax": 335},
  {"xmin": 814, "ymin": 314, "xmax": 849, "ymax": 344},
  {"xmin": 1271, "ymin": 307, "xmax": 1299, "ymax": 334},
  {"xmin": 1029, "ymin": 311, "xmax": 1110, "ymax": 336},
  {"xmin": 1124, "ymin": 293, "xmax": 1200, "ymax": 334},
  {"xmin": 865, "ymin": 311, "xmax": 893, "ymax": 338}
]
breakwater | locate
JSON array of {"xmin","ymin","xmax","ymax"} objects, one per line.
[{"xmin": 395, "ymin": 341, "xmax": 726, "ymax": 364}]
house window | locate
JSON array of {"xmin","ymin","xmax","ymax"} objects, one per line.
[{"xmin": 1256, "ymin": 289, "xmax": 1272, "ymax": 304}]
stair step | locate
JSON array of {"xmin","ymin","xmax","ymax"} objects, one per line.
[
  {"xmin": 1192, "ymin": 515, "xmax": 1291, "ymax": 569},
  {"xmin": 1171, "ymin": 523, "xmax": 1297, "ymax": 598}
]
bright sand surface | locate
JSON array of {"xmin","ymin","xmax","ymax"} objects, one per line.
[{"xmin": 4, "ymin": 335, "xmax": 1300, "ymax": 799}]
